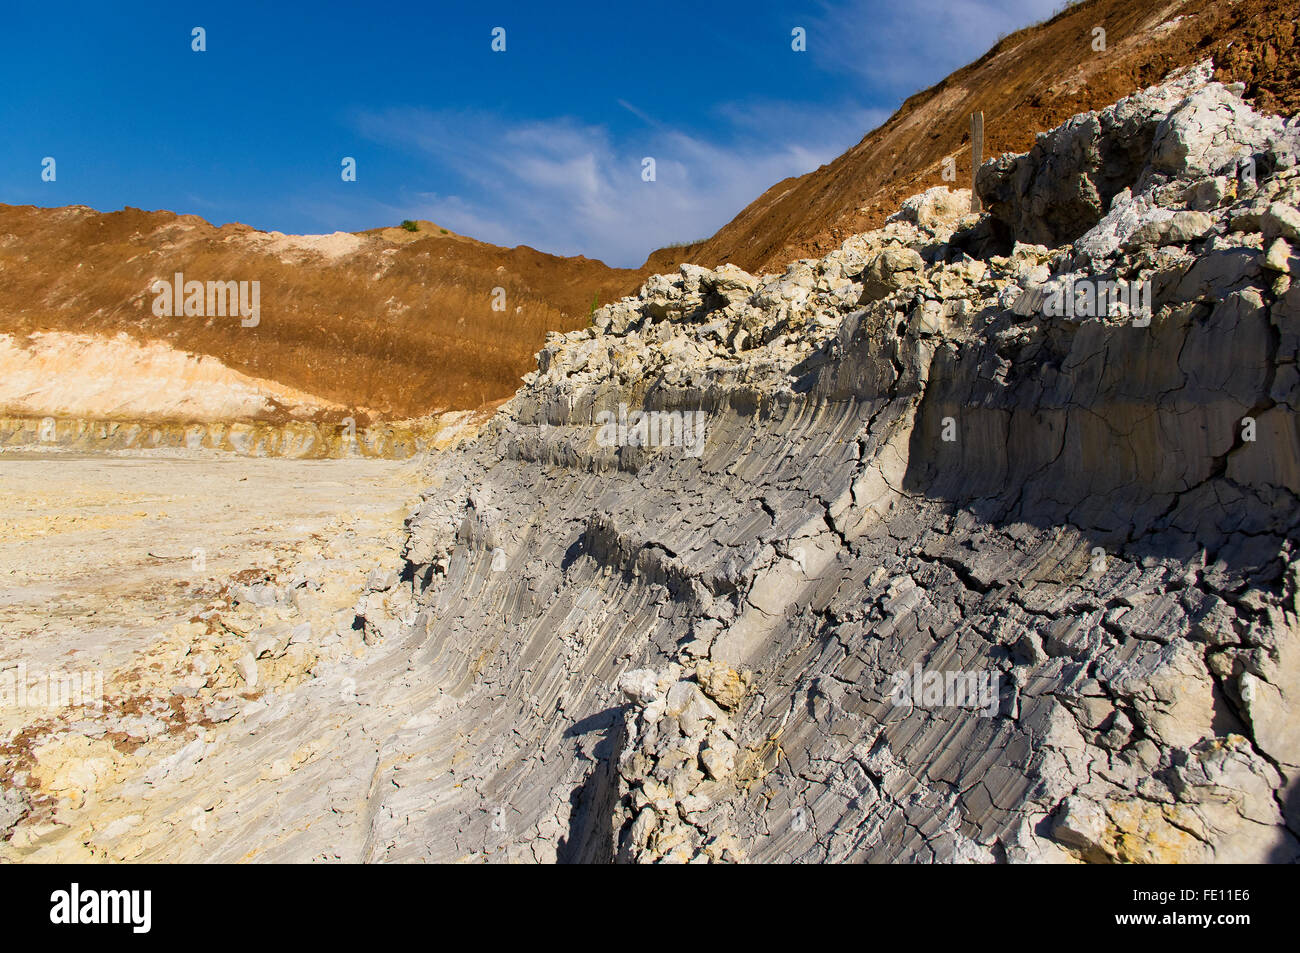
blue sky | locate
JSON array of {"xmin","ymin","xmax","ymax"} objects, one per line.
[{"xmin": 0, "ymin": 0, "xmax": 1060, "ymax": 267}]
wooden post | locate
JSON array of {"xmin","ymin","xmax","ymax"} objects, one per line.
[{"xmin": 970, "ymin": 111, "xmax": 984, "ymax": 213}]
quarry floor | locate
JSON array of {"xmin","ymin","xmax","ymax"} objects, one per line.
[
  {"xmin": 0, "ymin": 449, "xmax": 420, "ymax": 674},
  {"xmin": 0, "ymin": 449, "xmax": 423, "ymax": 859}
]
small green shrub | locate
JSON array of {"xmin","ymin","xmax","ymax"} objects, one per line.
[{"xmin": 400, "ymin": 220, "xmax": 419, "ymax": 232}]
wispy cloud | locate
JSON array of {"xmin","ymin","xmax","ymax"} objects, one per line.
[
  {"xmin": 353, "ymin": 101, "xmax": 885, "ymax": 268},
  {"xmin": 344, "ymin": 0, "xmax": 1059, "ymax": 267},
  {"xmin": 616, "ymin": 98, "xmax": 665, "ymax": 131},
  {"xmin": 810, "ymin": 0, "xmax": 1063, "ymax": 97}
]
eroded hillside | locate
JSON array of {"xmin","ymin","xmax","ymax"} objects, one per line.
[{"xmin": 0, "ymin": 209, "xmax": 639, "ymax": 436}]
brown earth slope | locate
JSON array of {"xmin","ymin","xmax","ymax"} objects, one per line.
[
  {"xmin": 0, "ymin": 207, "xmax": 639, "ymax": 420},
  {"xmin": 646, "ymin": 0, "xmax": 1300, "ymax": 275}
]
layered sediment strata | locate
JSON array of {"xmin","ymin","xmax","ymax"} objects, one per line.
[
  {"xmin": 368, "ymin": 63, "xmax": 1299, "ymax": 863},
  {"xmin": 0, "ymin": 412, "xmax": 478, "ymax": 459},
  {"xmin": 0, "ymin": 331, "xmax": 483, "ymax": 458}
]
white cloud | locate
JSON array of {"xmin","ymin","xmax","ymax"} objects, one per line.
[
  {"xmin": 353, "ymin": 101, "xmax": 883, "ymax": 268},
  {"xmin": 345, "ymin": 0, "xmax": 1060, "ymax": 267},
  {"xmin": 811, "ymin": 0, "xmax": 1063, "ymax": 96}
]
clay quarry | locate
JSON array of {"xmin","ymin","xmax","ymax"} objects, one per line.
[{"xmin": 1, "ymin": 0, "xmax": 1298, "ymax": 878}]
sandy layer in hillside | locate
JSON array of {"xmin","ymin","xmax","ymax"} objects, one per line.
[
  {"xmin": 0, "ymin": 331, "xmax": 342, "ymax": 421},
  {"xmin": 240, "ymin": 230, "xmax": 366, "ymax": 263}
]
